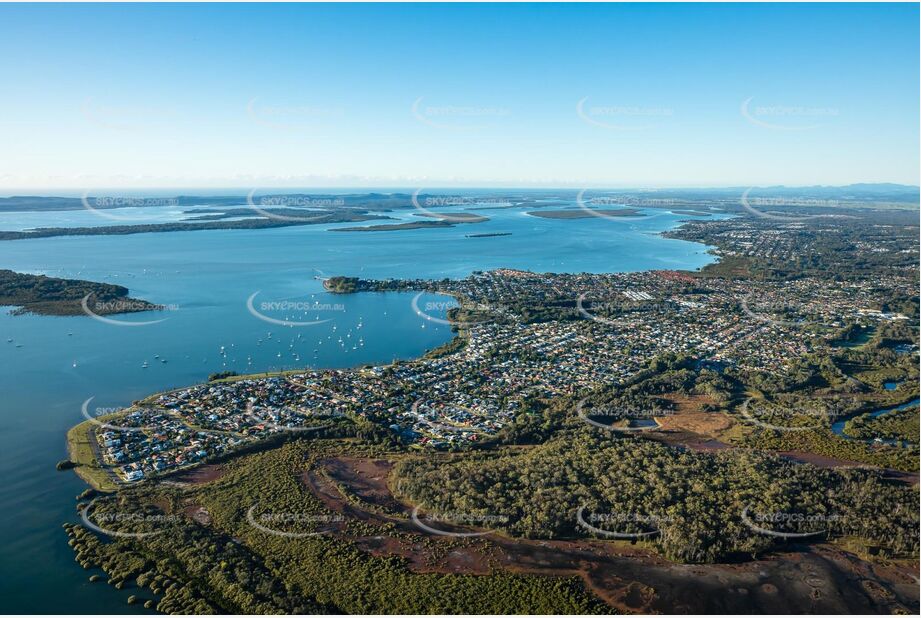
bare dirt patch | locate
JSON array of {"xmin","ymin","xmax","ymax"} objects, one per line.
[
  {"xmin": 321, "ymin": 457, "xmax": 408, "ymax": 515},
  {"xmin": 656, "ymin": 395, "xmax": 733, "ymax": 436},
  {"xmin": 183, "ymin": 504, "xmax": 212, "ymax": 526},
  {"xmin": 168, "ymin": 463, "xmax": 226, "ymax": 485},
  {"xmin": 657, "ymin": 411, "xmax": 733, "ymax": 434}
]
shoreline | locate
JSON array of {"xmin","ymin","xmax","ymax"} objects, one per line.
[
  {"xmin": 60, "ymin": 215, "xmax": 726, "ymax": 491},
  {"xmin": 67, "ymin": 321, "xmax": 474, "ymax": 492},
  {"xmin": 61, "ymin": 214, "xmax": 918, "ymax": 493}
]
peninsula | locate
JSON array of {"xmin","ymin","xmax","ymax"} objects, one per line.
[{"xmin": 0, "ymin": 270, "xmax": 161, "ymax": 316}]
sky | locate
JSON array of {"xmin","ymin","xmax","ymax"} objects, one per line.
[{"xmin": 0, "ymin": 2, "xmax": 918, "ymax": 192}]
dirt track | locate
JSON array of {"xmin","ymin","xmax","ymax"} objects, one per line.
[{"xmin": 301, "ymin": 456, "xmax": 920, "ymax": 614}]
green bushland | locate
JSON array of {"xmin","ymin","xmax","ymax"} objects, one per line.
[
  {"xmin": 65, "ymin": 439, "xmax": 610, "ymax": 614},
  {"xmin": 0, "ymin": 269, "xmax": 160, "ymax": 316},
  {"xmin": 394, "ymin": 430, "xmax": 919, "ymax": 564}
]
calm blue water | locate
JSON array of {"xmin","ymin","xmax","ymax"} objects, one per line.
[
  {"xmin": 830, "ymin": 397, "xmax": 921, "ymax": 445},
  {"xmin": 0, "ymin": 203, "xmax": 721, "ymax": 613},
  {"xmin": 0, "ymin": 205, "xmax": 229, "ymax": 231}
]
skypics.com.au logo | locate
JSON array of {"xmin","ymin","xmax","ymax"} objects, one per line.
[
  {"xmin": 80, "ymin": 397, "xmax": 161, "ymax": 433},
  {"xmin": 739, "ymin": 188, "xmax": 848, "ymax": 222},
  {"xmin": 576, "ymin": 294, "xmax": 671, "ymax": 326},
  {"xmin": 80, "ymin": 293, "xmax": 176, "ymax": 327},
  {"xmin": 738, "ymin": 397, "xmax": 849, "ymax": 432},
  {"xmin": 410, "ymin": 293, "xmax": 502, "ymax": 328},
  {"xmin": 741, "ymin": 505, "xmax": 840, "ymax": 539},
  {"xmin": 739, "ymin": 290, "xmax": 840, "ymax": 329},
  {"xmin": 410, "ymin": 505, "xmax": 507, "ymax": 537},
  {"xmin": 246, "ymin": 292, "xmax": 345, "ymax": 327},
  {"xmin": 411, "ymin": 96, "xmax": 510, "ymax": 130},
  {"xmin": 576, "ymin": 506, "xmax": 671, "ymax": 539},
  {"xmin": 246, "ymin": 98, "xmax": 345, "ymax": 130},
  {"xmin": 740, "ymin": 97, "xmax": 838, "ymax": 131},
  {"xmin": 246, "ymin": 504, "xmax": 344, "ymax": 539},
  {"xmin": 576, "ymin": 97, "xmax": 673, "ymax": 131},
  {"xmin": 575, "ymin": 190, "xmax": 665, "ymax": 222},
  {"xmin": 246, "ymin": 190, "xmax": 344, "ymax": 223},
  {"xmin": 245, "ymin": 401, "xmax": 338, "ymax": 433},
  {"xmin": 575, "ymin": 398, "xmax": 665, "ymax": 433},
  {"xmin": 410, "ymin": 189, "xmax": 510, "ymax": 222},
  {"xmin": 81, "ymin": 498, "xmax": 182, "ymax": 538},
  {"xmin": 81, "ymin": 192, "xmax": 180, "ymax": 223}
]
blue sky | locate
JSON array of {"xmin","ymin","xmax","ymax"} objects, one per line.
[{"xmin": 0, "ymin": 3, "xmax": 918, "ymax": 190}]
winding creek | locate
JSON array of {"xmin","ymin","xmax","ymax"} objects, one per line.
[{"xmin": 830, "ymin": 396, "xmax": 920, "ymax": 447}]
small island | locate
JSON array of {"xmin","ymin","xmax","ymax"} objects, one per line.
[
  {"xmin": 526, "ymin": 208, "xmax": 643, "ymax": 219},
  {"xmin": 413, "ymin": 212, "xmax": 489, "ymax": 222},
  {"xmin": 671, "ymin": 210, "xmax": 712, "ymax": 216}
]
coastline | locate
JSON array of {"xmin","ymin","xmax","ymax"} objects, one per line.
[
  {"xmin": 67, "ymin": 324, "xmax": 474, "ymax": 492},
  {"xmin": 62, "ymin": 215, "xmax": 721, "ymax": 490},
  {"xmin": 1, "ymin": 269, "xmax": 162, "ymax": 317}
]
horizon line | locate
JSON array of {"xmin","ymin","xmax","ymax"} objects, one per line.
[{"xmin": 1, "ymin": 181, "xmax": 919, "ymax": 198}]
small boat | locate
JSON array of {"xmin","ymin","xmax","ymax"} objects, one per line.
[
  {"xmin": 72, "ymin": 361, "xmax": 78, "ymax": 368},
  {"xmin": 142, "ymin": 361, "xmax": 149, "ymax": 368}
]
